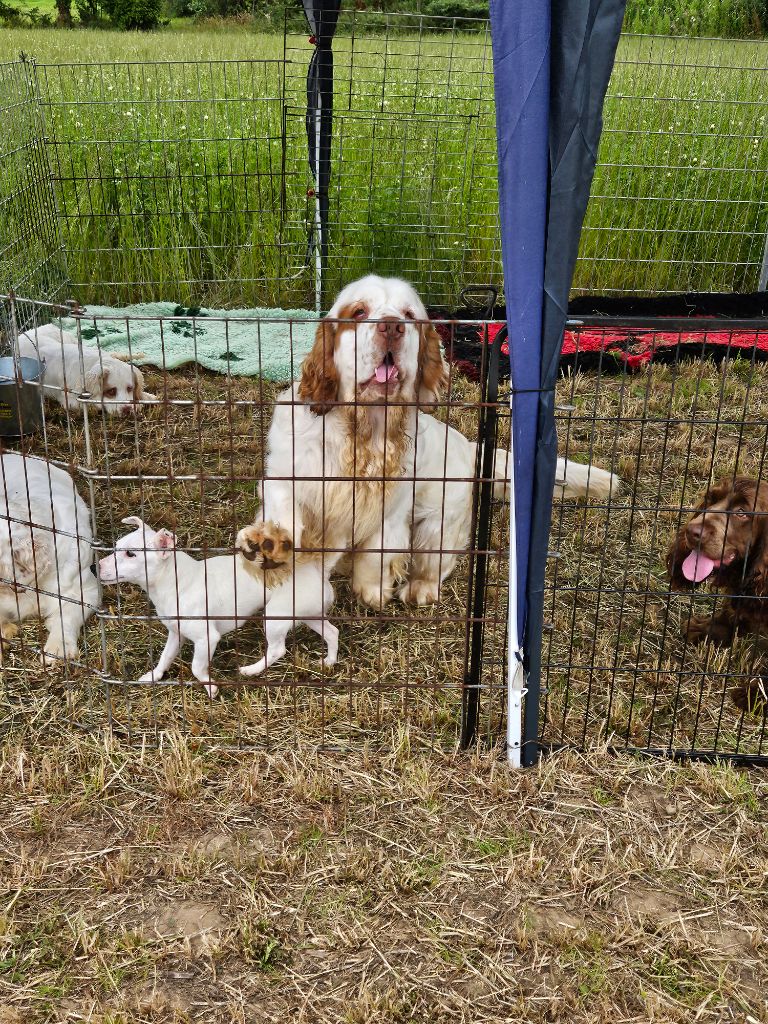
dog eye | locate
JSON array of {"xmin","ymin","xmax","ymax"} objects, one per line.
[
  {"xmin": 404, "ymin": 310, "xmax": 415, "ymax": 320},
  {"xmin": 352, "ymin": 307, "xmax": 367, "ymax": 320},
  {"xmin": 735, "ymin": 508, "xmax": 749, "ymax": 519},
  {"xmin": 127, "ymin": 385, "xmax": 133, "ymax": 393},
  {"xmin": 104, "ymin": 387, "xmax": 118, "ymax": 399},
  {"xmin": 124, "ymin": 550, "xmax": 136, "ymax": 558}
]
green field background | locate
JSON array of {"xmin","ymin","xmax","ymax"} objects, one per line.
[{"xmin": 2, "ymin": 26, "xmax": 768, "ymax": 306}]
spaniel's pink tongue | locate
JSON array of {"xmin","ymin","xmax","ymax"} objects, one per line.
[
  {"xmin": 374, "ymin": 361, "xmax": 398, "ymax": 384},
  {"xmin": 682, "ymin": 551, "xmax": 718, "ymax": 583}
]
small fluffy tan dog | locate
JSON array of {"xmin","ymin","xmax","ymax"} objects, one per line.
[{"xmin": 18, "ymin": 323, "xmax": 156, "ymax": 416}]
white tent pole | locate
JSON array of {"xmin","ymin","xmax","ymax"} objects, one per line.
[{"xmin": 506, "ymin": 396, "xmax": 527, "ymax": 768}]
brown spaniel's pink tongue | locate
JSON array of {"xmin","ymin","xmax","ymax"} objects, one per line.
[
  {"xmin": 374, "ymin": 359, "xmax": 399, "ymax": 383},
  {"xmin": 682, "ymin": 551, "xmax": 718, "ymax": 582}
]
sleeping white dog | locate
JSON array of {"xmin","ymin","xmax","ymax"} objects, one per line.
[
  {"xmin": 0, "ymin": 452, "xmax": 100, "ymax": 664},
  {"xmin": 98, "ymin": 517, "xmax": 338, "ymax": 697},
  {"xmin": 18, "ymin": 323, "xmax": 157, "ymax": 416}
]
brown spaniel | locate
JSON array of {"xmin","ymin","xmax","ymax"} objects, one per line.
[{"xmin": 667, "ymin": 476, "xmax": 768, "ymax": 710}]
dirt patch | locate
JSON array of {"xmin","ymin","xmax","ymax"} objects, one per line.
[
  {"xmin": 526, "ymin": 904, "xmax": 586, "ymax": 937},
  {"xmin": 1, "ymin": 732, "xmax": 767, "ymax": 1023},
  {"xmin": 618, "ymin": 885, "xmax": 682, "ymax": 924},
  {"xmin": 149, "ymin": 899, "xmax": 229, "ymax": 951}
]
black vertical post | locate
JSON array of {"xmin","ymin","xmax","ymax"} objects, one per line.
[
  {"xmin": 301, "ymin": 1, "xmax": 340, "ymax": 312},
  {"xmin": 461, "ymin": 325, "xmax": 504, "ymax": 748}
]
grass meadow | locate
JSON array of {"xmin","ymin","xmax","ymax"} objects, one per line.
[{"xmin": 2, "ymin": 27, "xmax": 768, "ymax": 306}]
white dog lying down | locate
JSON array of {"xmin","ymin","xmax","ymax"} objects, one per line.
[
  {"xmin": 0, "ymin": 452, "xmax": 100, "ymax": 663},
  {"xmin": 98, "ymin": 517, "xmax": 337, "ymax": 697},
  {"xmin": 18, "ymin": 323, "xmax": 157, "ymax": 416}
]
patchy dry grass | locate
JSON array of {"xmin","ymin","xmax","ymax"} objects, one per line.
[{"xmin": 0, "ymin": 725, "xmax": 766, "ymax": 1023}]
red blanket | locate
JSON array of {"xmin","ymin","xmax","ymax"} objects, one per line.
[{"xmin": 437, "ymin": 320, "xmax": 768, "ymax": 380}]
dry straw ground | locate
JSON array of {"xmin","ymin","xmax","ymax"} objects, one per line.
[{"xmin": 0, "ymin": 725, "xmax": 766, "ymax": 1023}]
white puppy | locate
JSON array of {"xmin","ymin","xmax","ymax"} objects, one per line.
[
  {"xmin": 18, "ymin": 323, "xmax": 157, "ymax": 416},
  {"xmin": 0, "ymin": 452, "xmax": 100, "ymax": 663},
  {"xmin": 98, "ymin": 517, "xmax": 337, "ymax": 698}
]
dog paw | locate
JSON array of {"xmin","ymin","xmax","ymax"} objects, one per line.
[
  {"xmin": 42, "ymin": 637, "xmax": 78, "ymax": 668},
  {"xmin": 731, "ymin": 678, "xmax": 767, "ymax": 714},
  {"xmin": 239, "ymin": 660, "xmax": 266, "ymax": 677},
  {"xmin": 683, "ymin": 616, "xmax": 713, "ymax": 645},
  {"xmin": 398, "ymin": 579, "xmax": 440, "ymax": 606},
  {"xmin": 138, "ymin": 670, "xmax": 159, "ymax": 684},
  {"xmin": 1, "ymin": 622, "xmax": 19, "ymax": 643},
  {"xmin": 201, "ymin": 683, "xmax": 220, "ymax": 699},
  {"xmin": 236, "ymin": 522, "xmax": 294, "ymax": 587},
  {"xmin": 353, "ymin": 581, "xmax": 392, "ymax": 610}
]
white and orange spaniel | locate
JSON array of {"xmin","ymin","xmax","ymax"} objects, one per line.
[{"xmin": 236, "ymin": 275, "xmax": 619, "ymax": 608}]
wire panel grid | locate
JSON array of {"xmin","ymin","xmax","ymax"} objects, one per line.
[
  {"xmin": 578, "ymin": 35, "xmax": 768, "ymax": 295},
  {"xmin": 542, "ymin": 321, "xmax": 768, "ymax": 762},
  {"xmin": 0, "ymin": 60, "xmax": 66, "ymax": 305},
  {"xmin": 284, "ymin": 10, "xmax": 501, "ymax": 306},
  {"xmin": 1, "ymin": 295, "xmax": 509, "ymax": 751},
  {"xmin": 32, "ymin": 59, "xmax": 293, "ymax": 308}
]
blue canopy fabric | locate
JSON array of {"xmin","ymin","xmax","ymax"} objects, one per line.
[
  {"xmin": 489, "ymin": 0, "xmax": 550, "ymax": 649},
  {"xmin": 490, "ymin": 0, "xmax": 626, "ymax": 764}
]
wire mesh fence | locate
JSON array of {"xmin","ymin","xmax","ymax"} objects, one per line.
[
  {"xmin": 541, "ymin": 318, "xmax": 768, "ymax": 764},
  {"xmin": 1, "ymin": 293, "xmax": 510, "ymax": 750},
  {"xmin": 5, "ymin": 27, "xmax": 768, "ymax": 309},
  {"xmin": 3, "ymin": 20, "xmax": 768, "ymax": 762},
  {"xmin": 579, "ymin": 35, "xmax": 768, "ymax": 296}
]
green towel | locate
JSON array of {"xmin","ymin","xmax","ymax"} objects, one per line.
[{"xmin": 60, "ymin": 302, "xmax": 318, "ymax": 381}]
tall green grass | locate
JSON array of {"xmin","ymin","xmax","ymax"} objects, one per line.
[{"xmin": 2, "ymin": 27, "xmax": 768, "ymax": 307}]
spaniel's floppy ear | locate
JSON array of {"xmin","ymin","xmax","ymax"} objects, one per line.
[
  {"xmin": 666, "ymin": 482, "xmax": 727, "ymax": 590},
  {"xmin": 298, "ymin": 319, "xmax": 339, "ymax": 416},
  {"xmin": 83, "ymin": 363, "xmax": 105, "ymax": 399},
  {"xmin": 666, "ymin": 529, "xmax": 692, "ymax": 591},
  {"xmin": 418, "ymin": 323, "xmax": 449, "ymax": 407},
  {"xmin": 745, "ymin": 481, "xmax": 768, "ymax": 596},
  {"xmin": 11, "ymin": 527, "xmax": 53, "ymax": 585},
  {"xmin": 131, "ymin": 366, "xmax": 158, "ymax": 403}
]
